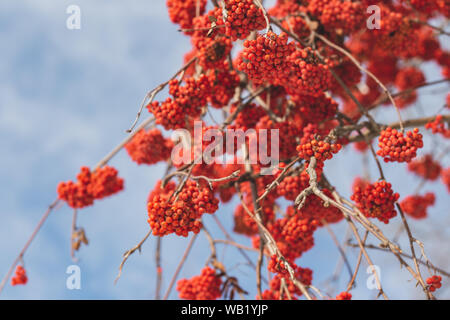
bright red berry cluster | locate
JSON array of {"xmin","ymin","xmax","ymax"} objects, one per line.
[
  {"xmin": 217, "ymin": 0, "xmax": 266, "ymax": 41},
  {"xmin": 300, "ymin": 189, "xmax": 344, "ymax": 226},
  {"xmin": 125, "ymin": 129, "xmax": 173, "ymax": 165},
  {"xmin": 57, "ymin": 166, "xmax": 124, "ymax": 209},
  {"xmin": 177, "ymin": 267, "xmax": 222, "ymax": 300},
  {"xmin": 285, "ymin": 48, "xmax": 332, "ymax": 97},
  {"xmin": 238, "ymin": 33, "xmax": 332, "ymax": 97},
  {"xmin": 11, "ymin": 265, "xmax": 27, "ymax": 286},
  {"xmin": 262, "ymin": 262, "xmax": 312, "ymax": 300},
  {"xmin": 268, "ymin": 254, "xmax": 288, "ymax": 276},
  {"xmin": 291, "ymin": 93, "xmax": 338, "ymax": 124},
  {"xmin": 166, "ymin": 0, "xmax": 207, "ymax": 32},
  {"xmin": 238, "ymin": 32, "xmax": 295, "ymax": 87},
  {"xmin": 297, "ymin": 135, "xmax": 342, "ymax": 162},
  {"xmin": 277, "ymin": 174, "xmax": 309, "ymax": 201},
  {"xmin": 148, "ymin": 75, "xmax": 211, "ymax": 130},
  {"xmin": 425, "ymin": 115, "xmax": 450, "ymax": 138},
  {"xmin": 394, "ymin": 67, "xmax": 425, "ymax": 108},
  {"xmin": 400, "ymin": 192, "xmax": 435, "ymax": 219},
  {"xmin": 426, "ymin": 275, "xmax": 442, "ymax": 292},
  {"xmin": 308, "ymin": 0, "xmax": 364, "ymax": 34},
  {"xmin": 377, "ymin": 127, "xmax": 424, "ymax": 163},
  {"xmin": 147, "ymin": 180, "xmax": 219, "ymax": 237},
  {"xmin": 335, "ymin": 291, "xmax": 352, "ymax": 300},
  {"xmin": 351, "ymin": 180, "xmax": 400, "ymax": 224}
]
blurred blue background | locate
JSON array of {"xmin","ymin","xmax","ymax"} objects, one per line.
[{"xmin": 0, "ymin": 0, "xmax": 448, "ymax": 299}]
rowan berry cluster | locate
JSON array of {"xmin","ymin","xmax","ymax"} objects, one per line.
[
  {"xmin": 426, "ymin": 275, "xmax": 442, "ymax": 292},
  {"xmin": 147, "ymin": 180, "xmax": 219, "ymax": 237},
  {"xmin": 238, "ymin": 32, "xmax": 295, "ymax": 87},
  {"xmin": 297, "ymin": 135, "xmax": 342, "ymax": 162},
  {"xmin": 11, "ymin": 265, "xmax": 27, "ymax": 286},
  {"xmin": 277, "ymin": 174, "xmax": 309, "ymax": 201},
  {"xmin": 300, "ymin": 190, "xmax": 343, "ymax": 226},
  {"xmin": 377, "ymin": 128, "xmax": 424, "ymax": 163},
  {"xmin": 408, "ymin": 154, "xmax": 442, "ymax": 181},
  {"xmin": 190, "ymin": 12, "xmax": 232, "ymax": 70},
  {"xmin": 394, "ymin": 67, "xmax": 425, "ymax": 108},
  {"xmin": 372, "ymin": 6, "xmax": 420, "ymax": 58},
  {"xmin": 255, "ymin": 207, "xmax": 318, "ymax": 261},
  {"xmin": 262, "ymin": 263, "xmax": 313, "ymax": 300},
  {"xmin": 148, "ymin": 75, "xmax": 211, "ymax": 130},
  {"xmin": 291, "ymin": 94, "xmax": 338, "ymax": 124},
  {"xmin": 125, "ymin": 129, "xmax": 173, "ymax": 165},
  {"xmin": 233, "ymin": 198, "xmax": 275, "ymax": 236},
  {"xmin": 425, "ymin": 115, "xmax": 450, "ymax": 138},
  {"xmin": 57, "ymin": 166, "xmax": 124, "ymax": 209},
  {"xmin": 177, "ymin": 267, "xmax": 222, "ymax": 300},
  {"xmin": 166, "ymin": 0, "xmax": 207, "ymax": 32},
  {"xmin": 217, "ymin": 0, "xmax": 266, "ymax": 41},
  {"xmin": 256, "ymin": 115, "xmax": 301, "ymax": 160},
  {"xmin": 285, "ymin": 48, "xmax": 332, "ymax": 97},
  {"xmin": 351, "ymin": 180, "xmax": 400, "ymax": 224},
  {"xmin": 308, "ymin": 0, "xmax": 364, "ymax": 34},
  {"xmin": 335, "ymin": 291, "xmax": 352, "ymax": 300},
  {"xmin": 400, "ymin": 193, "xmax": 435, "ymax": 219},
  {"xmin": 268, "ymin": 255, "xmax": 288, "ymax": 276},
  {"xmin": 206, "ymin": 67, "xmax": 240, "ymax": 109}
]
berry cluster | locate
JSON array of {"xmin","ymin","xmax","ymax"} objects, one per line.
[
  {"xmin": 394, "ymin": 67, "xmax": 425, "ymax": 108},
  {"xmin": 258, "ymin": 207, "xmax": 318, "ymax": 261},
  {"xmin": 147, "ymin": 180, "xmax": 219, "ymax": 237},
  {"xmin": 377, "ymin": 128, "xmax": 424, "ymax": 163},
  {"xmin": 148, "ymin": 75, "xmax": 211, "ymax": 130},
  {"xmin": 57, "ymin": 166, "xmax": 124, "ymax": 209},
  {"xmin": 277, "ymin": 174, "xmax": 309, "ymax": 201},
  {"xmin": 268, "ymin": 255, "xmax": 288, "ymax": 276},
  {"xmin": 177, "ymin": 267, "xmax": 222, "ymax": 300},
  {"xmin": 256, "ymin": 115, "xmax": 302, "ymax": 160},
  {"xmin": 285, "ymin": 48, "xmax": 332, "ymax": 97},
  {"xmin": 206, "ymin": 67, "xmax": 240, "ymax": 109},
  {"xmin": 408, "ymin": 154, "xmax": 442, "ymax": 181},
  {"xmin": 262, "ymin": 263, "xmax": 313, "ymax": 300},
  {"xmin": 291, "ymin": 93, "xmax": 338, "ymax": 124},
  {"xmin": 233, "ymin": 199, "xmax": 275, "ymax": 236},
  {"xmin": 308, "ymin": 0, "xmax": 364, "ymax": 34},
  {"xmin": 395, "ymin": 67, "xmax": 425, "ymax": 91},
  {"xmin": 238, "ymin": 32, "xmax": 295, "ymax": 86},
  {"xmin": 11, "ymin": 265, "xmax": 27, "ymax": 286},
  {"xmin": 426, "ymin": 275, "xmax": 442, "ymax": 292},
  {"xmin": 400, "ymin": 192, "xmax": 435, "ymax": 219},
  {"xmin": 217, "ymin": 0, "xmax": 266, "ymax": 41},
  {"xmin": 335, "ymin": 291, "xmax": 352, "ymax": 300},
  {"xmin": 425, "ymin": 115, "xmax": 450, "ymax": 138},
  {"xmin": 297, "ymin": 135, "xmax": 342, "ymax": 162},
  {"xmin": 166, "ymin": 0, "xmax": 207, "ymax": 32},
  {"xmin": 351, "ymin": 180, "xmax": 400, "ymax": 224},
  {"xmin": 125, "ymin": 129, "xmax": 173, "ymax": 165},
  {"xmin": 300, "ymin": 189, "xmax": 344, "ymax": 226}
]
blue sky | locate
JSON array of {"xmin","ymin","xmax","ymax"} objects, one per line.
[{"xmin": 0, "ymin": 1, "xmax": 449, "ymax": 299}]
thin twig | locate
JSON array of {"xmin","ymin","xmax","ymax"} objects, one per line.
[
  {"xmin": 114, "ymin": 229, "xmax": 152, "ymax": 284},
  {"xmin": 0, "ymin": 199, "xmax": 60, "ymax": 295}
]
